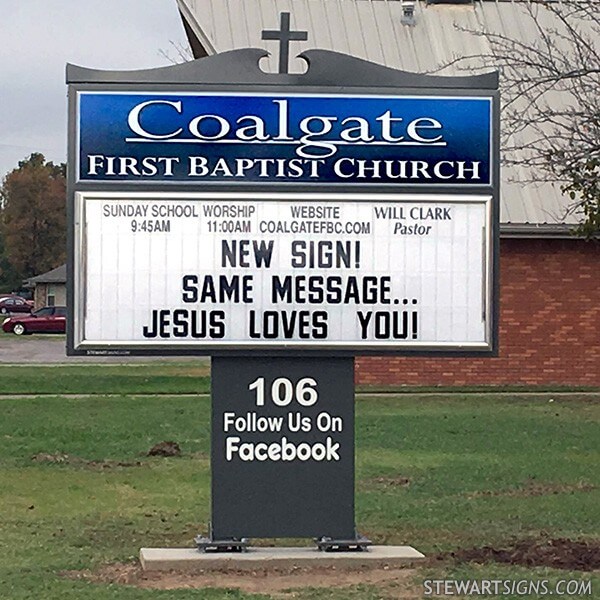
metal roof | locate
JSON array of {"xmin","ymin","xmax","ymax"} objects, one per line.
[{"xmin": 176, "ymin": 0, "xmax": 589, "ymax": 231}]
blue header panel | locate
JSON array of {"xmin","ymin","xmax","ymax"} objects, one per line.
[{"xmin": 78, "ymin": 92, "xmax": 492, "ymax": 186}]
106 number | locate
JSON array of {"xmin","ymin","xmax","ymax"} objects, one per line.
[{"xmin": 248, "ymin": 377, "xmax": 318, "ymax": 407}]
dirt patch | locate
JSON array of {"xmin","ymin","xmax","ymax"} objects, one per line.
[
  {"xmin": 466, "ymin": 478, "xmax": 596, "ymax": 499},
  {"xmin": 62, "ymin": 563, "xmax": 420, "ymax": 597},
  {"xmin": 31, "ymin": 453, "xmax": 142, "ymax": 469},
  {"xmin": 147, "ymin": 441, "xmax": 182, "ymax": 457},
  {"xmin": 443, "ymin": 538, "xmax": 600, "ymax": 572},
  {"xmin": 85, "ymin": 459, "xmax": 143, "ymax": 469},
  {"xmin": 361, "ymin": 476, "xmax": 411, "ymax": 489},
  {"xmin": 32, "ymin": 452, "xmax": 71, "ymax": 464}
]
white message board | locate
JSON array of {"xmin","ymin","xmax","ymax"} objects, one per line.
[{"xmin": 73, "ymin": 192, "xmax": 493, "ymax": 352}]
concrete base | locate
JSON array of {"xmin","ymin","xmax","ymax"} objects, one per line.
[{"xmin": 140, "ymin": 546, "xmax": 425, "ymax": 572}]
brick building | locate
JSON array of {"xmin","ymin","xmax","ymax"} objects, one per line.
[{"xmin": 175, "ymin": 0, "xmax": 599, "ymax": 387}]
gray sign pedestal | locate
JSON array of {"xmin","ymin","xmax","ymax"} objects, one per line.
[{"xmin": 208, "ymin": 356, "xmax": 356, "ymax": 546}]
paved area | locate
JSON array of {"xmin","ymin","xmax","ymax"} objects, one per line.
[
  {"xmin": 0, "ymin": 334, "xmax": 203, "ymax": 364},
  {"xmin": 140, "ymin": 546, "xmax": 425, "ymax": 572}
]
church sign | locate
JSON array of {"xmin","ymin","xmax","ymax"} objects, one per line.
[
  {"xmin": 67, "ymin": 34, "xmax": 499, "ymax": 547},
  {"xmin": 67, "ymin": 50, "xmax": 498, "ymax": 357}
]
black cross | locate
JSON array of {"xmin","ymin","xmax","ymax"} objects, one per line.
[{"xmin": 261, "ymin": 12, "xmax": 308, "ymax": 74}]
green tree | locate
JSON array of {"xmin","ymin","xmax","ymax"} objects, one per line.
[
  {"xmin": 563, "ymin": 158, "xmax": 600, "ymax": 239},
  {"xmin": 0, "ymin": 153, "xmax": 67, "ymax": 282},
  {"xmin": 0, "ymin": 229, "xmax": 20, "ymax": 292}
]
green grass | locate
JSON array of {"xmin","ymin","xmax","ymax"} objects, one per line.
[
  {"xmin": 0, "ymin": 386, "xmax": 598, "ymax": 598},
  {"xmin": 0, "ymin": 364, "xmax": 210, "ymax": 395},
  {"xmin": 356, "ymin": 395, "xmax": 599, "ymax": 546}
]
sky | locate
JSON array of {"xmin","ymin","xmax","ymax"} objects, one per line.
[{"xmin": 0, "ymin": 0, "xmax": 188, "ymax": 180}]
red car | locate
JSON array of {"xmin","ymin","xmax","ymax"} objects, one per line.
[
  {"xmin": 2, "ymin": 306, "xmax": 66, "ymax": 335},
  {"xmin": 0, "ymin": 295, "xmax": 33, "ymax": 315}
]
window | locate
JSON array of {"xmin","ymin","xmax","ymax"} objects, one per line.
[{"xmin": 47, "ymin": 284, "xmax": 63, "ymax": 307}]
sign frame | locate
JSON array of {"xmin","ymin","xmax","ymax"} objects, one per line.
[{"xmin": 66, "ymin": 48, "xmax": 500, "ymax": 358}]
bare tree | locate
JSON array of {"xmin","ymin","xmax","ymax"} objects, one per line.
[
  {"xmin": 158, "ymin": 40, "xmax": 194, "ymax": 65},
  {"xmin": 442, "ymin": 0, "xmax": 599, "ymax": 236}
]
